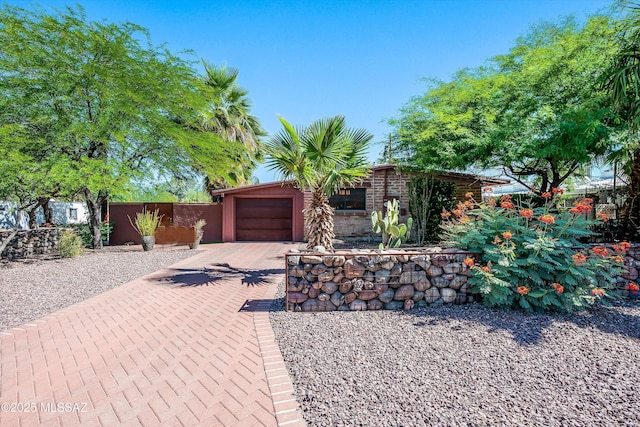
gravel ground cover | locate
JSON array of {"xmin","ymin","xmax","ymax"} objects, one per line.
[
  {"xmin": 270, "ymin": 281, "xmax": 640, "ymax": 426},
  {"xmin": 0, "ymin": 246, "xmax": 199, "ymax": 331}
]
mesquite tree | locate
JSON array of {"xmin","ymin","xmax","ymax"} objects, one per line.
[{"xmin": 0, "ymin": 5, "xmax": 240, "ymax": 247}]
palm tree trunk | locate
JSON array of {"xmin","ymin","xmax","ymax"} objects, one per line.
[
  {"xmin": 622, "ymin": 149, "xmax": 640, "ymax": 241},
  {"xmin": 303, "ymin": 189, "xmax": 335, "ymax": 251}
]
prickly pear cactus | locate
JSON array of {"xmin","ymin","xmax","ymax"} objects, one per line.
[{"xmin": 371, "ymin": 199, "xmax": 412, "ymax": 249}]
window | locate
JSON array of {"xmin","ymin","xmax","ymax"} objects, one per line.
[
  {"xmin": 69, "ymin": 208, "xmax": 78, "ymax": 220},
  {"xmin": 329, "ymin": 188, "xmax": 366, "ymax": 211}
]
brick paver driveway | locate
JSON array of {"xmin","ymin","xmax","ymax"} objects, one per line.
[{"xmin": 0, "ymin": 242, "xmax": 305, "ymax": 426}]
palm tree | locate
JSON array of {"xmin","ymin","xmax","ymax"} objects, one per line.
[
  {"xmin": 603, "ymin": 2, "xmax": 640, "ymax": 239},
  {"xmin": 200, "ymin": 61, "xmax": 266, "ymax": 189},
  {"xmin": 266, "ymin": 115, "xmax": 372, "ymax": 251}
]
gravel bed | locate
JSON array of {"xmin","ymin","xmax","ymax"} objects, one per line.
[
  {"xmin": 270, "ymin": 282, "xmax": 640, "ymax": 426},
  {"xmin": 0, "ymin": 246, "xmax": 200, "ymax": 331}
]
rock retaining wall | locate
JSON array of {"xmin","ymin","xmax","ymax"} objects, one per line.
[
  {"xmin": 0, "ymin": 228, "xmax": 61, "ymax": 260},
  {"xmin": 285, "ymin": 249, "xmax": 479, "ymax": 312},
  {"xmin": 616, "ymin": 244, "xmax": 640, "ymax": 297}
]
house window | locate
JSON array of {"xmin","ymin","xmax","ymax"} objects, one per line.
[
  {"xmin": 69, "ymin": 208, "xmax": 78, "ymax": 220},
  {"xmin": 329, "ymin": 188, "xmax": 366, "ymax": 211}
]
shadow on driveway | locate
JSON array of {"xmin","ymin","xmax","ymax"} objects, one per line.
[{"xmin": 154, "ymin": 263, "xmax": 285, "ymax": 287}]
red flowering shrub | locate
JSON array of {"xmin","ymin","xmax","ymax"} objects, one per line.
[{"xmin": 441, "ymin": 193, "xmax": 627, "ymax": 312}]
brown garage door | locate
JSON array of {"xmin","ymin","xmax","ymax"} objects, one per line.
[{"xmin": 236, "ymin": 198, "xmax": 292, "ymax": 241}]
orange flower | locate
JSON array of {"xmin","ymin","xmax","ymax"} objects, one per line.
[
  {"xmin": 502, "ymin": 231, "xmax": 513, "ymax": 240},
  {"xmin": 596, "ymin": 213, "xmax": 608, "ymax": 222},
  {"xmin": 492, "ymin": 236, "xmax": 502, "ymax": 245},
  {"xmin": 487, "ymin": 198, "xmax": 497, "ymax": 207},
  {"xmin": 500, "ymin": 195, "xmax": 512, "ymax": 202},
  {"xmin": 481, "ymin": 265, "xmax": 492, "ymax": 273},
  {"xmin": 591, "ymin": 288, "xmax": 605, "ymax": 298},
  {"xmin": 465, "ymin": 191, "xmax": 474, "ymax": 199},
  {"xmin": 441, "ymin": 210, "xmax": 451, "ymax": 219},
  {"xmin": 541, "ymin": 192, "xmax": 552, "ymax": 199},
  {"xmin": 552, "ymin": 283, "xmax": 564, "ymax": 294},
  {"xmin": 572, "ymin": 253, "xmax": 587, "ymax": 266},
  {"xmin": 460, "ymin": 216, "xmax": 471, "ymax": 224},
  {"xmin": 464, "ymin": 257, "xmax": 475, "ymax": 267},
  {"xmin": 592, "ymin": 246, "xmax": 609, "ymax": 257},
  {"xmin": 538, "ymin": 214, "xmax": 555, "ymax": 225},
  {"xmin": 517, "ymin": 286, "xmax": 529, "ymax": 295},
  {"xmin": 453, "ymin": 209, "xmax": 463, "ymax": 217},
  {"xmin": 552, "ymin": 187, "xmax": 564, "ymax": 195},
  {"xmin": 571, "ymin": 199, "xmax": 593, "ymax": 215},
  {"xmin": 463, "ymin": 200, "xmax": 474, "ymax": 209},
  {"xmin": 620, "ymin": 241, "xmax": 631, "ymax": 252},
  {"xmin": 627, "ymin": 283, "xmax": 640, "ymax": 292},
  {"xmin": 520, "ymin": 209, "xmax": 534, "ymax": 219},
  {"xmin": 613, "ymin": 255, "xmax": 625, "ymax": 264},
  {"xmin": 500, "ymin": 201, "xmax": 515, "ymax": 209}
]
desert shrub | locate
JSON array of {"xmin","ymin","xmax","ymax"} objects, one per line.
[
  {"xmin": 441, "ymin": 191, "xmax": 629, "ymax": 312},
  {"xmin": 128, "ymin": 209, "xmax": 162, "ymax": 236},
  {"xmin": 59, "ymin": 230, "xmax": 84, "ymax": 258},
  {"xmin": 71, "ymin": 221, "xmax": 113, "ymax": 248},
  {"xmin": 407, "ymin": 176, "xmax": 455, "ymax": 245}
]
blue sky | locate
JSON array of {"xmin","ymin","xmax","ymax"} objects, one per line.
[{"xmin": 13, "ymin": 0, "xmax": 614, "ymax": 183}]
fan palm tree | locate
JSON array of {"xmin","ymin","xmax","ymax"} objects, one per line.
[
  {"xmin": 266, "ymin": 115, "xmax": 372, "ymax": 251},
  {"xmin": 603, "ymin": 2, "xmax": 640, "ymax": 239},
  {"xmin": 200, "ymin": 61, "xmax": 266, "ymax": 189}
]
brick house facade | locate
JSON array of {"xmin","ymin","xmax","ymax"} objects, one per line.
[
  {"xmin": 313, "ymin": 165, "xmax": 508, "ymax": 240},
  {"xmin": 207, "ymin": 165, "xmax": 507, "ymax": 242}
]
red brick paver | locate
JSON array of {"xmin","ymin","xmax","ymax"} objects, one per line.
[{"xmin": 0, "ymin": 243, "xmax": 306, "ymax": 426}]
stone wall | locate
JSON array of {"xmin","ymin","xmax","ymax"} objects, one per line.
[
  {"xmin": 0, "ymin": 228, "xmax": 61, "ymax": 260},
  {"xmin": 285, "ymin": 248, "xmax": 479, "ymax": 312},
  {"xmin": 616, "ymin": 244, "xmax": 640, "ymax": 297}
]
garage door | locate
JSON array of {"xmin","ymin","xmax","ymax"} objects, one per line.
[{"xmin": 235, "ymin": 198, "xmax": 292, "ymax": 241}]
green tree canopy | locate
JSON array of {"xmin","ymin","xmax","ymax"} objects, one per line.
[
  {"xmin": 391, "ymin": 15, "xmax": 622, "ymax": 194},
  {"xmin": 0, "ymin": 5, "xmax": 242, "ymax": 247}
]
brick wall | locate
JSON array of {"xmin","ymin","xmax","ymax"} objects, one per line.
[{"xmin": 303, "ymin": 169, "xmax": 485, "ymax": 240}]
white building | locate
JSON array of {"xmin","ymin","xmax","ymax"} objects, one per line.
[{"xmin": 0, "ymin": 201, "xmax": 88, "ymax": 229}]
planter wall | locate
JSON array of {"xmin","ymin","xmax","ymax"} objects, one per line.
[
  {"xmin": 285, "ymin": 248, "xmax": 479, "ymax": 312},
  {"xmin": 1, "ymin": 228, "xmax": 61, "ymax": 260},
  {"xmin": 615, "ymin": 244, "xmax": 640, "ymax": 298}
]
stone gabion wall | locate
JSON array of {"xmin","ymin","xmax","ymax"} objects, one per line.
[
  {"xmin": 285, "ymin": 249, "xmax": 479, "ymax": 312},
  {"xmin": 0, "ymin": 228, "xmax": 62, "ymax": 260},
  {"xmin": 617, "ymin": 244, "xmax": 640, "ymax": 297}
]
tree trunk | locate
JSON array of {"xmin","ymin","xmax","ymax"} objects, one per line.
[
  {"xmin": 27, "ymin": 207, "xmax": 38, "ymax": 229},
  {"xmin": 39, "ymin": 198, "xmax": 52, "ymax": 224},
  {"xmin": 622, "ymin": 151, "xmax": 640, "ymax": 241},
  {"xmin": 303, "ymin": 188, "xmax": 335, "ymax": 251},
  {"xmin": 83, "ymin": 189, "xmax": 106, "ymax": 249}
]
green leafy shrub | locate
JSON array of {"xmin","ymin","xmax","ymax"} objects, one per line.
[
  {"xmin": 407, "ymin": 176, "xmax": 455, "ymax": 245},
  {"xmin": 441, "ymin": 191, "xmax": 629, "ymax": 312},
  {"xmin": 59, "ymin": 230, "xmax": 84, "ymax": 258},
  {"xmin": 71, "ymin": 221, "xmax": 114, "ymax": 248},
  {"xmin": 128, "ymin": 209, "xmax": 163, "ymax": 236},
  {"xmin": 371, "ymin": 199, "xmax": 413, "ymax": 249}
]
